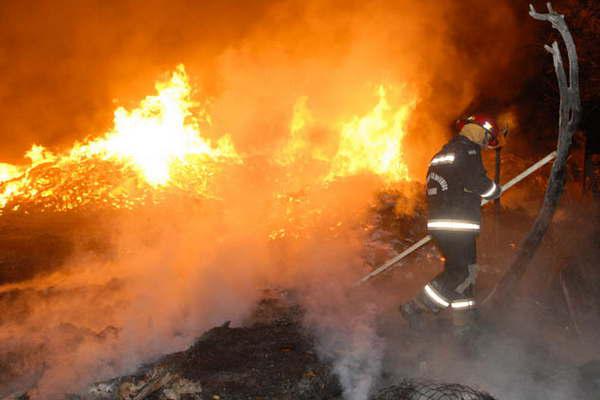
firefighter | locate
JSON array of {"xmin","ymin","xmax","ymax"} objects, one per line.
[{"xmin": 400, "ymin": 114, "xmax": 502, "ymax": 333}]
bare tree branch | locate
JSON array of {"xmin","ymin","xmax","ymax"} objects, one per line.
[{"xmin": 491, "ymin": 3, "xmax": 581, "ymax": 305}]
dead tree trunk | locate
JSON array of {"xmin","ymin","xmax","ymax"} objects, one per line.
[{"xmin": 492, "ymin": 3, "xmax": 581, "ymax": 304}]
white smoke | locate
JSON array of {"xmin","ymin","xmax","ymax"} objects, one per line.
[
  {"xmin": 302, "ymin": 274, "xmax": 386, "ymax": 400},
  {"xmin": 330, "ymin": 304, "xmax": 385, "ymax": 400}
]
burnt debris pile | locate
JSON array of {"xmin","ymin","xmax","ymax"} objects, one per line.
[
  {"xmin": 67, "ymin": 295, "xmax": 341, "ymax": 400},
  {"xmin": 55, "ymin": 294, "xmax": 500, "ymax": 400}
]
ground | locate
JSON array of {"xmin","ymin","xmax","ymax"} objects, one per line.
[
  {"xmin": 1, "ymin": 168, "xmax": 599, "ymax": 400},
  {"xmin": 46, "ymin": 288, "xmax": 600, "ymax": 400},
  {"xmin": 59, "ymin": 292, "xmax": 502, "ymax": 400}
]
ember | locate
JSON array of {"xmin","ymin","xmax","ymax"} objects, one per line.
[
  {"xmin": 0, "ymin": 67, "xmax": 417, "ymax": 216},
  {"xmin": 0, "ymin": 66, "xmax": 241, "ymax": 212},
  {"xmin": 0, "ymin": 1, "xmax": 598, "ymax": 400},
  {"xmin": 327, "ymin": 86, "xmax": 414, "ymax": 183}
]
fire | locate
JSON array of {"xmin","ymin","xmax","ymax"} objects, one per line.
[
  {"xmin": 0, "ymin": 65, "xmax": 416, "ymax": 214},
  {"xmin": 327, "ymin": 85, "xmax": 415, "ymax": 183},
  {"xmin": 268, "ymin": 86, "xmax": 416, "ymax": 242},
  {"xmin": 275, "ymin": 85, "xmax": 416, "ymax": 185},
  {"xmin": 69, "ymin": 65, "xmax": 239, "ymax": 186},
  {"xmin": 0, "ymin": 163, "xmax": 23, "ymax": 183},
  {"xmin": 275, "ymin": 96, "xmax": 313, "ymax": 166},
  {"xmin": 0, "ymin": 65, "xmax": 240, "ymax": 212}
]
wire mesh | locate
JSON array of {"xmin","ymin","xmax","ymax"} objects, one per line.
[{"xmin": 374, "ymin": 379, "xmax": 497, "ymax": 400}]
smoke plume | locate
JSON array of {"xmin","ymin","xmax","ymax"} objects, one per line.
[{"xmin": 0, "ymin": 0, "xmax": 538, "ymax": 398}]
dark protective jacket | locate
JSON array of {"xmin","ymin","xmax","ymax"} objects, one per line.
[{"xmin": 425, "ymin": 135, "xmax": 501, "ymax": 232}]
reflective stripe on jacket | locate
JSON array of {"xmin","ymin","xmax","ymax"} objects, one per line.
[{"xmin": 425, "ymin": 135, "xmax": 501, "ymax": 232}]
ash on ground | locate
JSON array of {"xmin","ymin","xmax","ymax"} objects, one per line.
[{"xmin": 11, "ymin": 291, "xmax": 502, "ymax": 400}]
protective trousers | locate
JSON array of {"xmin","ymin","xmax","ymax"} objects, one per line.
[
  {"xmin": 432, "ymin": 231, "xmax": 476, "ymax": 297},
  {"xmin": 421, "ymin": 231, "xmax": 478, "ymax": 312}
]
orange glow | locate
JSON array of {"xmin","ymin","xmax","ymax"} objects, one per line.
[
  {"xmin": 0, "ymin": 67, "xmax": 416, "ymax": 214},
  {"xmin": 276, "ymin": 86, "xmax": 416, "ymax": 184},
  {"xmin": 0, "ymin": 163, "xmax": 23, "ymax": 182},
  {"xmin": 0, "ymin": 2, "xmax": 529, "ymax": 395},
  {"xmin": 275, "ymin": 96, "xmax": 313, "ymax": 166},
  {"xmin": 0, "ymin": 65, "xmax": 241, "ymax": 212},
  {"xmin": 327, "ymin": 86, "xmax": 415, "ymax": 183},
  {"xmin": 68, "ymin": 65, "xmax": 239, "ymax": 186}
]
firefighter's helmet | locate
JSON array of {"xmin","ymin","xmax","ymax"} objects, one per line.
[{"xmin": 456, "ymin": 114, "xmax": 500, "ymax": 148}]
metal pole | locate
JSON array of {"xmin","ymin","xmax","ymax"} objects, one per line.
[
  {"xmin": 354, "ymin": 150, "xmax": 558, "ymax": 286},
  {"xmin": 354, "ymin": 235, "xmax": 432, "ymax": 286},
  {"xmin": 495, "ymin": 147, "xmax": 502, "ymax": 210},
  {"xmin": 494, "ymin": 146, "xmax": 502, "ymax": 252}
]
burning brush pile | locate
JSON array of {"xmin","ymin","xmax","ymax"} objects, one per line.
[
  {"xmin": 0, "ymin": 2, "xmax": 598, "ymax": 392},
  {"xmin": 0, "ymin": 61, "xmax": 518, "ymax": 400},
  {"xmin": 0, "ymin": 64, "xmax": 415, "ymax": 216},
  {"xmin": 0, "ymin": 63, "xmax": 428, "ymax": 399},
  {"xmin": 0, "ymin": 57, "xmax": 597, "ymax": 400},
  {"xmin": 0, "ymin": 65, "xmax": 241, "ymax": 214}
]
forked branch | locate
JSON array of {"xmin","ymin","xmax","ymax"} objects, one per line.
[{"xmin": 491, "ymin": 3, "xmax": 581, "ymax": 304}]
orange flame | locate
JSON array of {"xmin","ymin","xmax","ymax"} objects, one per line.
[
  {"xmin": 0, "ymin": 163, "xmax": 23, "ymax": 183},
  {"xmin": 69, "ymin": 65, "xmax": 239, "ymax": 186},
  {"xmin": 0, "ymin": 66, "xmax": 416, "ymax": 214},
  {"xmin": 0, "ymin": 65, "xmax": 240, "ymax": 212},
  {"xmin": 327, "ymin": 85, "xmax": 415, "ymax": 183},
  {"xmin": 275, "ymin": 96, "xmax": 313, "ymax": 166}
]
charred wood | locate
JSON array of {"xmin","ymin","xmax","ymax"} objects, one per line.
[{"xmin": 491, "ymin": 3, "xmax": 582, "ymax": 305}]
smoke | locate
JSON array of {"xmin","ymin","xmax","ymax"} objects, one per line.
[
  {"xmin": 378, "ymin": 303, "xmax": 585, "ymax": 400},
  {"xmin": 306, "ymin": 299, "xmax": 385, "ymax": 400},
  {"xmin": 291, "ymin": 238, "xmax": 387, "ymax": 400},
  {"xmin": 0, "ymin": 200, "xmax": 266, "ymax": 396},
  {"xmin": 0, "ymin": 0, "xmax": 530, "ymax": 174},
  {"xmin": 373, "ymin": 194, "xmax": 600, "ymax": 400},
  {"xmin": 0, "ymin": 0, "xmax": 540, "ymax": 398},
  {"xmin": 331, "ymin": 308, "xmax": 383, "ymax": 400}
]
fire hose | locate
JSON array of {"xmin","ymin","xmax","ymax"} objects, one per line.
[{"xmin": 354, "ymin": 150, "xmax": 558, "ymax": 287}]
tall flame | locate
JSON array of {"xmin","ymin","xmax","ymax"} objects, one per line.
[
  {"xmin": 0, "ymin": 67, "xmax": 416, "ymax": 214},
  {"xmin": 327, "ymin": 85, "xmax": 415, "ymax": 183},
  {"xmin": 0, "ymin": 65, "xmax": 240, "ymax": 212},
  {"xmin": 69, "ymin": 65, "xmax": 238, "ymax": 186},
  {"xmin": 275, "ymin": 86, "xmax": 416, "ymax": 185},
  {"xmin": 275, "ymin": 96, "xmax": 313, "ymax": 166}
]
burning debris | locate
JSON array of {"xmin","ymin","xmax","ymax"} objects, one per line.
[
  {"xmin": 86, "ymin": 368, "xmax": 202, "ymax": 400},
  {"xmin": 0, "ymin": 64, "xmax": 418, "ymax": 218},
  {"xmin": 0, "ymin": 1, "xmax": 599, "ymax": 400},
  {"xmin": 0, "ymin": 66, "xmax": 241, "ymax": 213}
]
